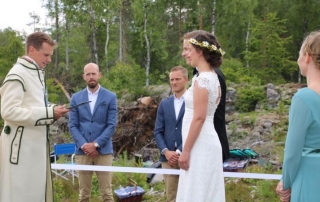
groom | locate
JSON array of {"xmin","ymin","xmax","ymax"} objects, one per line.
[{"xmin": 154, "ymin": 66, "xmax": 189, "ymax": 202}]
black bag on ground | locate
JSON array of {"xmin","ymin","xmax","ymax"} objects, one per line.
[{"xmin": 146, "ymin": 161, "xmax": 162, "ymax": 183}]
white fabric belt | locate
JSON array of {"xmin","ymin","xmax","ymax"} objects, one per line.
[{"xmin": 51, "ymin": 164, "xmax": 281, "ymax": 180}]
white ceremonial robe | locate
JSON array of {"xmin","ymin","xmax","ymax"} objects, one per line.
[{"xmin": 0, "ymin": 57, "xmax": 56, "ymax": 202}]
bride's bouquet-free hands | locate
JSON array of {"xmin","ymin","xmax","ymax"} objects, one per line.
[{"xmin": 178, "ymin": 151, "xmax": 191, "ymax": 170}]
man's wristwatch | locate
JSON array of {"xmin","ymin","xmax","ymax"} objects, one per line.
[{"xmin": 94, "ymin": 142, "xmax": 99, "ymax": 148}]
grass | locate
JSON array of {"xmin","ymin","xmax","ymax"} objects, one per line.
[{"xmin": 53, "ymin": 151, "xmax": 166, "ymax": 202}]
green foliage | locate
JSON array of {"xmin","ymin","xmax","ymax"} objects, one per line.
[
  {"xmin": 112, "ymin": 151, "xmax": 149, "ymax": 190},
  {"xmin": 254, "ymin": 180, "xmax": 280, "ymax": 201},
  {"xmin": 249, "ymin": 113, "xmax": 257, "ymax": 125},
  {"xmin": 6, "ymin": 0, "xmax": 320, "ymax": 90},
  {"xmin": 91, "ymin": 174, "xmax": 101, "ymax": 198},
  {"xmin": 276, "ymin": 101, "xmax": 288, "ymax": 115},
  {"xmin": 238, "ymin": 113, "xmax": 257, "ymax": 127},
  {"xmin": 235, "ymin": 86, "xmax": 266, "ymax": 112},
  {"xmin": 52, "ymin": 149, "xmax": 285, "ymax": 202},
  {"xmin": 53, "ymin": 179, "xmax": 64, "ymax": 201},
  {"xmin": 220, "ymin": 58, "xmax": 247, "ymax": 84},
  {"xmin": 229, "ymin": 122, "xmax": 237, "ymax": 135},
  {"xmin": 0, "ymin": 28, "xmax": 24, "ymax": 81},
  {"xmin": 220, "ymin": 58, "xmax": 264, "ymax": 85},
  {"xmin": 216, "ymin": 0, "xmax": 258, "ymax": 60},
  {"xmin": 240, "ymin": 165, "xmax": 281, "ymax": 201},
  {"xmin": 46, "ymin": 78, "xmax": 69, "ymax": 105},
  {"xmin": 244, "ymin": 12, "xmax": 295, "ymax": 84},
  {"xmin": 53, "ymin": 178, "xmax": 78, "ymax": 201},
  {"xmin": 101, "ymin": 62, "xmax": 148, "ymax": 101},
  {"xmin": 239, "ymin": 75, "xmax": 262, "ymax": 86},
  {"xmin": 273, "ymin": 116, "xmax": 289, "ymax": 143},
  {"xmin": 226, "ymin": 177, "xmax": 281, "ymax": 202},
  {"xmin": 148, "ymin": 69, "xmax": 168, "ymax": 85},
  {"xmin": 225, "ymin": 180, "xmax": 254, "ymax": 202}
]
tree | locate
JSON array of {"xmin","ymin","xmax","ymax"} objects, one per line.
[
  {"xmin": 27, "ymin": 11, "xmax": 41, "ymax": 32},
  {"xmin": 244, "ymin": 12, "xmax": 295, "ymax": 83},
  {"xmin": 0, "ymin": 29, "xmax": 24, "ymax": 81},
  {"xmin": 281, "ymin": 0, "xmax": 320, "ymax": 82}
]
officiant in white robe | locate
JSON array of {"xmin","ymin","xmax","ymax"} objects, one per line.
[{"xmin": 0, "ymin": 32, "xmax": 69, "ymax": 202}]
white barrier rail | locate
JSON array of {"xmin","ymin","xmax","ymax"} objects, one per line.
[{"xmin": 51, "ymin": 164, "xmax": 282, "ymax": 180}]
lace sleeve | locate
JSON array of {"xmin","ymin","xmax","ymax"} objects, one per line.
[{"xmin": 195, "ymin": 76, "xmax": 212, "ymax": 91}]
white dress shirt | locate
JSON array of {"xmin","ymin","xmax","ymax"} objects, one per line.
[{"xmin": 87, "ymin": 85, "xmax": 100, "ymax": 114}]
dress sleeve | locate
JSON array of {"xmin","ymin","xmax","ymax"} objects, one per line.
[
  {"xmin": 282, "ymin": 93, "xmax": 311, "ymax": 189},
  {"xmin": 195, "ymin": 75, "xmax": 212, "ymax": 91}
]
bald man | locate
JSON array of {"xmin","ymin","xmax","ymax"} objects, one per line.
[{"xmin": 69, "ymin": 63, "xmax": 118, "ymax": 202}]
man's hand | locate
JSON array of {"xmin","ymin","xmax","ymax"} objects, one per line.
[
  {"xmin": 164, "ymin": 150, "xmax": 180, "ymax": 167},
  {"xmin": 82, "ymin": 143, "xmax": 99, "ymax": 158},
  {"xmin": 54, "ymin": 105, "xmax": 70, "ymax": 120}
]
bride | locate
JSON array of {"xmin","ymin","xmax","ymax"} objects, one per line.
[{"xmin": 176, "ymin": 31, "xmax": 226, "ymax": 202}]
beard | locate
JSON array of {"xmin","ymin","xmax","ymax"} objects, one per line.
[{"xmin": 88, "ymin": 81, "xmax": 98, "ymax": 89}]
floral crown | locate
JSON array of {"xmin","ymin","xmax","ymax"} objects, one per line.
[{"xmin": 189, "ymin": 38, "xmax": 225, "ymax": 56}]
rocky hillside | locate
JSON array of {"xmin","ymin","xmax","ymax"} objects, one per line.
[{"xmin": 225, "ymin": 83, "xmax": 304, "ymax": 166}]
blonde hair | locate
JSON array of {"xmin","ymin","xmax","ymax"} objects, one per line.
[
  {"xmin": 170, "ymin": 66, "xmax": 188, "ymax": 79},
  {"xmin": 302, "ymin": 31, "xmax": 320, "ymax": 69}
]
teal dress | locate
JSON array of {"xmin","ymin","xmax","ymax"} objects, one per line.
[{"xmin": 282, "ymin": 88, "xmax": 320, "ymax": 202}]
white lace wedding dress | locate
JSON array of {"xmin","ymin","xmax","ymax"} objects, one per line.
[{"xmin": 176, "ymin": 71, "xmax": 225, "ymax": 202}]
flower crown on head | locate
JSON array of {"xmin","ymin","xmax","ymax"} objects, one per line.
[{"xmin": 188, "ymin": 38, "xmax": 225, "ymax": 56}]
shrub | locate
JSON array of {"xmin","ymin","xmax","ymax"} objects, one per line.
[
  {"xmin": 235, "ymin": 86, "xmax": 266, "ymax": 112},
  {"xmin": 101, "ymin": 62, "xmax": 148, "ymax": 101},
  {"xmin": 220, "ymin": 58, "xmax": 246, "ymax": 84}
]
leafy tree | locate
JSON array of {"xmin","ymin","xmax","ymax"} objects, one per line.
[
  {"xmin": 281, "ymin": 0, "xmax": 320, "ymax": 82},
  {"xmin": 220, "ymin": 58, "xmax": 247, "ymax": 84},
  {"xmin": 244, "ymin": 12, "xmax": 295, "ymax": 84},
  {"xmin": 101, "ymin": 62, "xmax": 147, "ymax": 100},
  {"xmin": 213, "ymin": 0, "xmax": 258, "ymax": 60},
  {"xmin": 131, "ymin": 0, "xmax": 169, "ymax": 86},
  {"xmin": 0, "ymin": 29, "xmax": 24, "ymax": 81}
]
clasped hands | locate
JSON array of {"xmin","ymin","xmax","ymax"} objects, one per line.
[
  {"xmin": 82, "ymin": 143, "xmax": 99, "ymax": 158},
  {"xmin": 276, "ymin": 181, "xmax": 291, "ymax": 202},
  {"xmin": 164, "ymin": 150, "xmax": 180, "ymax": 168}
]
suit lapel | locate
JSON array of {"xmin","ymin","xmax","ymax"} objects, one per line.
[
  {"xmin": 80, "ymin": 89, "xmax": 91, "ymax": 114},
  {"xmin": 168, "ymin": 96, "xmax": 176, "ymax": 121},
  {"xmin": 92, "ymin": 90, "xmax": 104, "ymax": 115}
]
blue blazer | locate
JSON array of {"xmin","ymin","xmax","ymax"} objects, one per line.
[
  {"xmin": 68, "ymin": 86, "xmax": 117, "ymax": 155},
  {"xmin": 154, "ymin": 95, "xmax": 184, "ymax": 162}
]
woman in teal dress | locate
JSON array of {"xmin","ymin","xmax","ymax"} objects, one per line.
[{"xmin": 276, "ymin": 31, "xmax": 320, "ymax": 202}]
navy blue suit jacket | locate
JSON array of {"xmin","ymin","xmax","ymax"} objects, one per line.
[
  {"xmin": 69, "ymin": 86, "xmax": 117, "ymax": 155},
  {"xmin": 154, "ymin": 95, "xmax": 184, "ymax": 162}
]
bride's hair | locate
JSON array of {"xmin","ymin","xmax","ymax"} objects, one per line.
[{"xmin": 190, "ymin": 33, "xmax": 223, "ymax": 69}]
